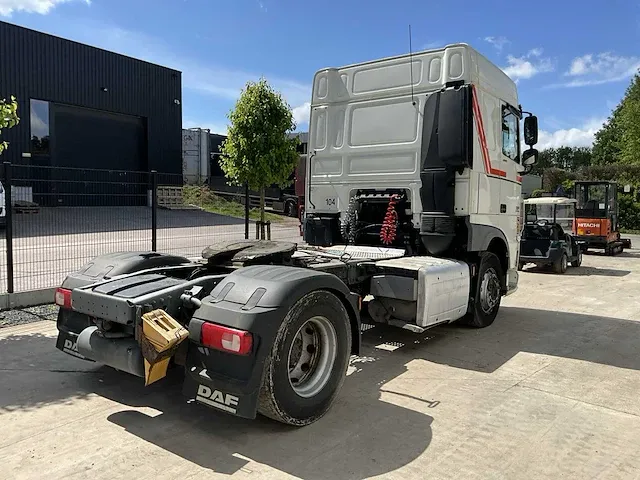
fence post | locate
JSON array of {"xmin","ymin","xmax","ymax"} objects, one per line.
[
  {"xmin": 3, "ymin": 162, "xmax": 13, "ymax": 294},
  {"xmin": 244, "ymin": 182, "xmax": 249, "ymax": 240},
  {"xmin": 151, "ymin": 170, "xmax": 157, "ymax": 252}
]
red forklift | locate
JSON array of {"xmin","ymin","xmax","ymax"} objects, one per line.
[{"xmin": 573, "ymin": 181, "xmax": 632, "ymax": 255}]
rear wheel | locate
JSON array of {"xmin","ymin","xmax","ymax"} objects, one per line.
[
  {"xmin": 571, "ymin": 249, "xmax": 582, "ymax": 267},
  {"xmin": 461, "ymin": 252, "xmax": 503, "ymax": 328},
  {"xmin": 554, "ymin": 253, "xmax": 568, "ymax": 274},
  {"xmin": 285, "ymin": 200, "xmax": 297, "ymax": 217},
  {"xmin": 258, "ymin": 290, "xmax": 352, "ymax": 426}
]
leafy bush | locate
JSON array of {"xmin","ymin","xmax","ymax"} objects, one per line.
[
  {"xmin": 530, "ymin": 189, "xmax": 548, "ymax": 198},
  {"xmin": 619, "ymin": 194, "xmax": 640, "ymax": 231}
]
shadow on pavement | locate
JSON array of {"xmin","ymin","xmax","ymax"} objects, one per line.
[
  {"xmin": 415, "ymin": 306, "xmax": 640, "ymax": 374},
  {"xmin": 98, "ymin": 325, "xmax": 435, "ymax": 479},
  {"xmin": 585, "ymin": 250, "xmax": 640, "ymax": 259},
  {"xmin": 0, "ymin": 332, "xmax": 98, "ymax": 412},
  {"xmin": 522, "ymin": 265, "xmax": 631, "ymax": 277},
  {"xmin": 564, "ymin": 266, "xmax": 631, "ymax": 277}
]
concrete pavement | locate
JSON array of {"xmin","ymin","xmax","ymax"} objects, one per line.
[{"xmin": 1, "ymin": 248, "xmax": 640, "ymax": 478}]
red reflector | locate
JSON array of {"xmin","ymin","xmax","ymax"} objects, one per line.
[
  {"xmin": 201, "ymin": 323, "xmax": 253, "ymax": 356},
  {"xmin": 55, "ymin": 288, "xmax": 72, "ymax": 309}
]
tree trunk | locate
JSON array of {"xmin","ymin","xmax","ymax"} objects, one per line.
[{"xmin": 260, "ymin": 186, "xmax": 265, "ymax": 239}]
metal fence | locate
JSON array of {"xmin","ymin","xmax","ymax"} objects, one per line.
[{"xmin": 1, "ymin": 163, "xmax": 302, "ymax": 296}]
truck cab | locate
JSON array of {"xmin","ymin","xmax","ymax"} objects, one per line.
[{"xmin": 302, "ymin": 43, "xmax": 538, "ymax": 295}]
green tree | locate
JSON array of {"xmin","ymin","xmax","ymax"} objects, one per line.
[
  {"xmin": 592, "ymin": 106, "xmax": 623, "ymax": 165},
  {"xmin": 0, "ymin": 96, "xmax": 20, "ymax": 155},
  {"xmin": 592, "ymin": 73, "xmax": 640, "ymax": 165},
  {"xmin": 619, "ymin": 81, "xmax": 640, "ymax": 164},
  {"xmin": 533, "ymin": 146, "xmax": 592, "ymax": 175},
  {"xmin": 219, "ymin": 78, "xmax": 300, "ymax": 230}
]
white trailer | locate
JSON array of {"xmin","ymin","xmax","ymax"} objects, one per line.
[{"xmin": 182, "ymin": 127, "xmax": 210, "ymax": 185}]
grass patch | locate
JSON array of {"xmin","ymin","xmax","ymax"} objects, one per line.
[
  {"xmin": 621, "ymin": 228, "xmax": 640, "ymax": 235},
  {"xmin": 183, "ymin": 185, "xmax": 283, "ymax": 223}
]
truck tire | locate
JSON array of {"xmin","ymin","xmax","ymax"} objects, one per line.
[
  {"xmin": 461, "ymin": 252, "xmax": 503, "ymax": 328},
  {"xmin": 257, "ymin": 290, "xmax": 352, "ymax": 426},
  {"xmin": 285, "ymin": 200, "xmax": 297, "ymax": 217},
  {"xmin": 554, "ymin": 253, "xmax": 568, "ymax": 274}
]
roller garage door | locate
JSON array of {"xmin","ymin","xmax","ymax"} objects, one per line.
[{"xmin": 50, "ymin": 104, "xmax": 148, "ymax": 206}]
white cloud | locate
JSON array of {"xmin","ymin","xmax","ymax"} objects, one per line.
[
  {"xmin": 484, "ymin": 36, "xmax": 509, "ymax": 52},
  {"xmin": 535, "ymin": 118, "xmax": 605, "ymax": 150},
  {"xmin": 528, "ymin": 47, "xmax": 543, "ymax": 57},
  {"xmin": 502, "ymin": 48, "xmax": 553, "ymax": 81},
  {"xmin": 554, "ymin": 53, "xmax": 640, "ymax": 87},
  {"xmin": 0, "ymin": 0, "xmax": 88, "ymax": 16},
  {"xmin": 292, "ymin": 102, "xmax": 311, "ymax": 126}
]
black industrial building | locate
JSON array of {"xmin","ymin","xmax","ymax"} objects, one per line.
[{"xmin": 0, "ymin": 21, "xmax": 182, "ymax": 205}]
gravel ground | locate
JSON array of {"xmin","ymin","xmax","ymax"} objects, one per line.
[{"xmin": 0, "ymin": 304, "xmax": 58, "ymax": 328}]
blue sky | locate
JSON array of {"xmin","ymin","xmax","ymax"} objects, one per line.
[{"xmin": 1, "ymin": 0, "xmax": 639, "ymax": 149}]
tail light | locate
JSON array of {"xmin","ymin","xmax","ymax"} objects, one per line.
[
  {"xmin": 55, "ymin": 287, "xmax": 72, "ymax": 309},
  {"xmin": 201, "ymin": 323, "xmax": 253, "ymax": 356}
]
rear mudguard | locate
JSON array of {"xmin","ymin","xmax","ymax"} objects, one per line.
[
  {"xmin": 55, "ymin": 251, "xmax": 192, "ymax": 361},
  {"xmin": 182, "ymin": 264, "xmax": 361, "ymax": 419},
  {"xmin": 60, "ymin": 251, "xmax": 191, "ymax": 290}
]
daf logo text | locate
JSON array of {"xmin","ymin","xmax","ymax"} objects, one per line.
[
  {"xmin": 62, "ymin": 338, "xmax": 85, "ymax": 359},
  {"xmin": 196, "ymin": 385, "xmax": 239, "ymax": 414}
]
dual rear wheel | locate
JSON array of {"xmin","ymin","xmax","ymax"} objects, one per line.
[{"xmin": 258, "ymin": 290, "xmax": 352, "ymax": 426}]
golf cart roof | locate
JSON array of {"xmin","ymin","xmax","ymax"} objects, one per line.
[{"xmin": 524, "ymin": 197, "xmax": 578, "ymax": 206}]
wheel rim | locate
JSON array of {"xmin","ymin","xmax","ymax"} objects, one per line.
[
  {"xmin": 562, "ymin": 255, "xmax": 568, "ymax": 270},
  {"xmin": 479, "ymin": 268, "xmax": 501, "ymax": 314},
  {"xmin": 288, "ymin": 316, "xmax": 338, "ymax": 398}
]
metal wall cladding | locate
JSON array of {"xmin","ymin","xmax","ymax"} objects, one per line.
[{"xmin": 0, "ymin": 21, "xmax": 182, "ymax": 174}]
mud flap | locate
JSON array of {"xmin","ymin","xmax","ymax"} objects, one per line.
[
  {"xmin": 182, "ymin": 364, "xmax": 260, "ymax": 419},
  {"xmin": 55, "ymin": 330, "xmax": 94, "ymax": 362}
]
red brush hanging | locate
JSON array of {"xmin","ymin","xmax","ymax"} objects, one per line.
[{"xmin": 380, "ymin": 195, "xmax": 399, "ymax": 245}]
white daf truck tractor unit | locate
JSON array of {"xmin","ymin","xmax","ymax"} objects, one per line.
[{"xmin": 54, "ymin": 44, "xmax": 538, "ymax": 427}]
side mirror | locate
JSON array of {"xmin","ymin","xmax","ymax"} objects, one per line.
[
  {"xmin": 522, "ymin": 148, "xmax": 538, "ymax": 167},
  {"xmin": 524, "ymin": 115, "xmax": 538, "ymax": 146}
]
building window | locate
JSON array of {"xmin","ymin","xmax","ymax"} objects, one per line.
[
  {"xmin": 30, "ymin": 99, "xmax": 50, "ymax": 155},
  {"xmin": 501, "ymin": 105, "xmax": 519, "ymax": 162}
]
